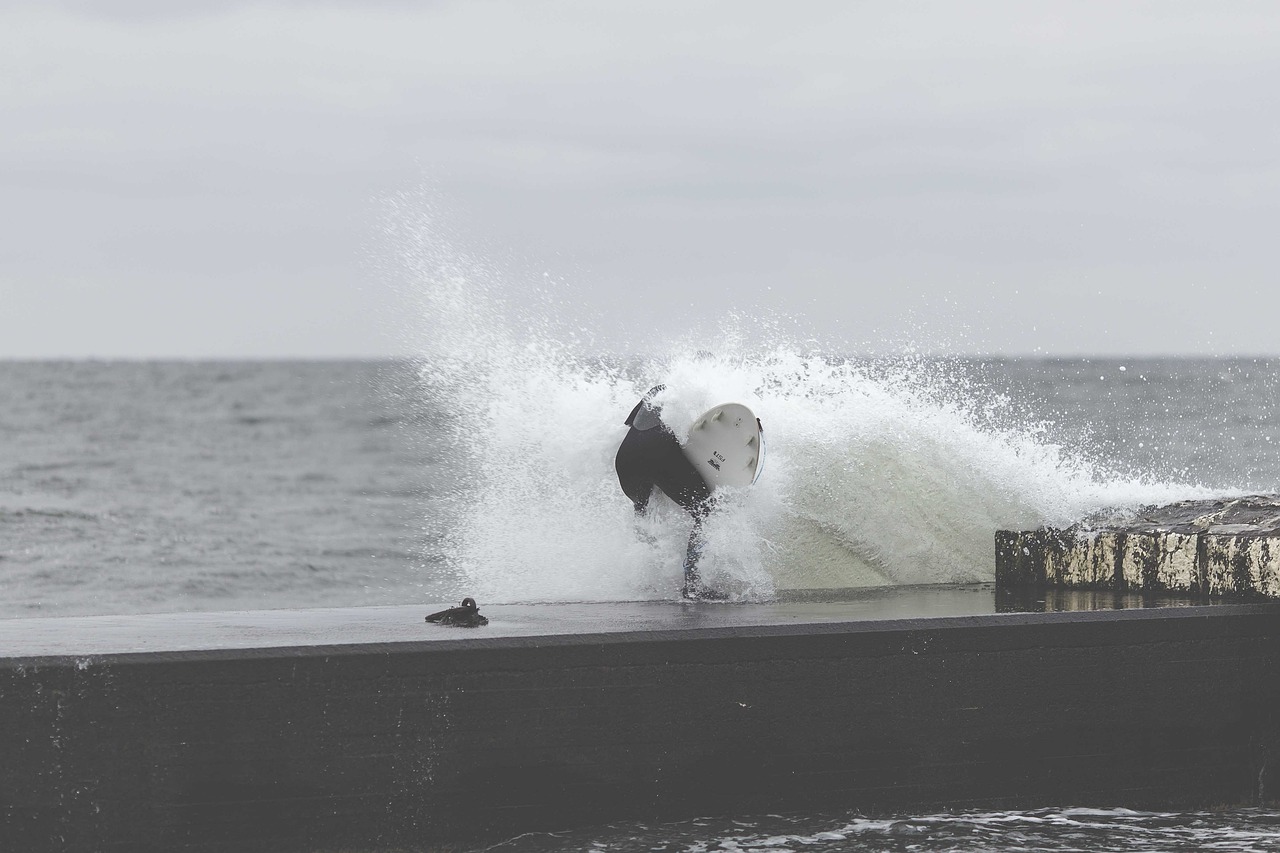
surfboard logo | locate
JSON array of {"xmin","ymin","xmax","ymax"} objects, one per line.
[{"xmin": 683, "ymin": 403, "xmax": 763, "ymax": 489}]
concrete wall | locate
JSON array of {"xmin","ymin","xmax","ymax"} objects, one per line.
[{"xmin": 3, "ymin": 606, "xmax": 1279, "ymax": 852}]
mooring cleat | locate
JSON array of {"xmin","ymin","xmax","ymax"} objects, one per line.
[{"xmin": 425, "ymin": 597, "xmax": 489, "ymax": 627}]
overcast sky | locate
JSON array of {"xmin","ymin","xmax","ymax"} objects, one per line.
[{"xmin": 2, "ymin": 1, "xmax": 1278, "ymax": 358}]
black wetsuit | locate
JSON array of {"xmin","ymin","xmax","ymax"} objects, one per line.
[
  {"xmin": 614, "ymin": 386, "xmax": 711, "ymax": 519},
  {"xmin": 614, "ymin": 386, "xmax": 717, "ymax": 598}
]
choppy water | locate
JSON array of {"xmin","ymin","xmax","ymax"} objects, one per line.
[
  {"xmin": 0, "ymin": 359, "xmax": 450, "ymax": 615},
  {"xmin": 2, "ymin": 356, "xmax": 1278, "ymax": 617}
]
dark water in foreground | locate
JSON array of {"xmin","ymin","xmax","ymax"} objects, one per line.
[{"xmin": 486, "ymin": 807, "xmax": 1280, "ymax": 852}]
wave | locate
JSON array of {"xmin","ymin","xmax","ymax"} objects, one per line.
[{"xmin": 389, "ymin": 195, "xmax": 1218, "ymax": 603}]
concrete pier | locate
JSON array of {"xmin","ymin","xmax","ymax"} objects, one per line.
[
  {"xmin": 996, "ymin": 495, "xmax": 1280, "ymax": 597},
  {"xmin": 2, "ymin": 594, "xmax": 1279, "ymax": 852}
]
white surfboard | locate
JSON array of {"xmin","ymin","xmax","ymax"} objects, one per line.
[{"xmin": 682, "ymin": 403, "xmax": 765, "ymax": 490}]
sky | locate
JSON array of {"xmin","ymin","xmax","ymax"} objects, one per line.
[{"xmin": 2, "ymin": 1, "xmax": 1278, "ymax": 358}]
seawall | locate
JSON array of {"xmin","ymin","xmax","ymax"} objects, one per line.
[
  {"xmin": 2, "ymin": 598, "xmax": 1279, "ymax": 852},
  {"xmin": 996, "ymin": 495, "xmax": 1280, "ymax": 597}
]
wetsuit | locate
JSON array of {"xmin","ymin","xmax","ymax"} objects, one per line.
[
  {"xmin": 614, "ymin": 386, "xmax": 712, "ymax": 518},
  {"xmin": 614, "ymin": 386, "xmax": 717, "ymax": 598}
]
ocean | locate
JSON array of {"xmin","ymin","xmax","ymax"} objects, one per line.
[
  {"xmin": 0, "ymin": 359, "xmax": 445, "ymax": 617},
  {"xmin": 3, "ymin": 354, "xmax": 1279, "ymax": 851},
  {"xmin": 2, "ymin": 355, "xmax": 1276, "ymax": 617}
]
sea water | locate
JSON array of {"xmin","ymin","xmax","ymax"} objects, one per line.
[
  {"xmin": 0, "ymin": 359, "xmax": 448, "ymax": 616},
  {"xmin": 3, "ymin": 355, "xmax": 1276, "ymax": 617}
]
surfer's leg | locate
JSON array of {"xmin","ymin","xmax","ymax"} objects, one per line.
[
  {"xmin": 643, "ymin": 438, "xmax": 719, "ymax": 598},
  {"xmin": 681, "ymin": 509, "xmax": 726, "ymax": 600},
  {"xmin": 682, "ymin": 517, "xmax": 705, "ymax": 588}
]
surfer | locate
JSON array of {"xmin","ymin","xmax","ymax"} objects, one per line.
[{"xmin": 614, "ymin": 385, "xmax": 723, "ymax": 600}]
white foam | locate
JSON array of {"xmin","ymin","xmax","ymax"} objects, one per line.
[{"xmin": 392, "ymin": 201, "xmax": 1216, "ymax": 603}]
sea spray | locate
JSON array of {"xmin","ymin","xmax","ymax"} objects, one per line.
[{"xmin": 392, "ymin": 198, "xmax": 1217, "ymax": 602}]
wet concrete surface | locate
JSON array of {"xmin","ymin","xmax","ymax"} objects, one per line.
[{"xmin": 0, "ymin": 583, "xmax": 1247, "ymax": 659}]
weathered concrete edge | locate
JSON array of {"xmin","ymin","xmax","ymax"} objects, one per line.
[
  {"xmin": 996, "ymin": 525, "xmax": 1280, "ymax": 597},
  {"xmin": 6, "ymin": 603, "xmax": 1276, "ymax": 670}
]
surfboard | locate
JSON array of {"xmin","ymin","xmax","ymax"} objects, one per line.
[{"xmin": 682, "ymin": 403, "xmax": 765, "ymax": 490}]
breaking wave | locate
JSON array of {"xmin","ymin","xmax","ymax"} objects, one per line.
[{"xmin": 386, "ymin": 193, "xmax": 1215, "ymax": 603}]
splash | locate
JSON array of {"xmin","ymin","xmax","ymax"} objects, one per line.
[{"xmin": 387, "ymin": 195, "xmax": 1214, "ymax": 603}]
